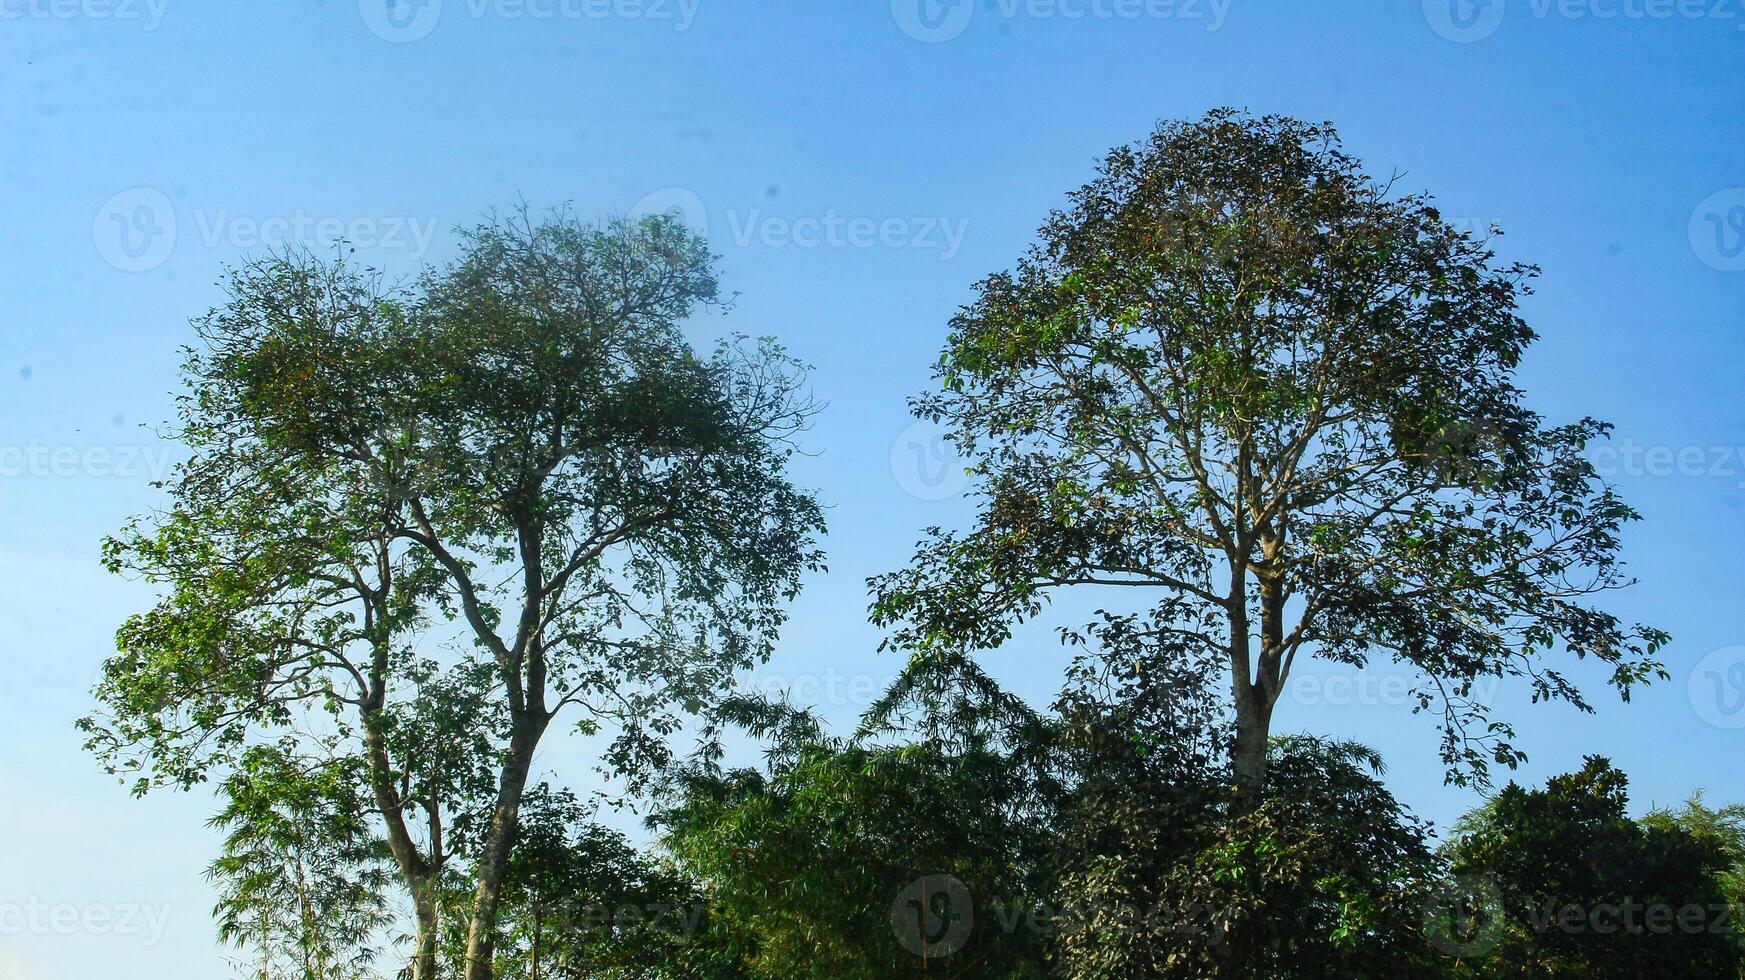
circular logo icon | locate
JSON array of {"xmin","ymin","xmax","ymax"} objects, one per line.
[
  {"xmin": 93, "ymin": 188, "xmax": 176, "ymax": 273},
  {"xmin": 1690, "ymin": 645, "xmax": 1745, "ymax": 729},
  {"xmin": 890, "ymin": 418, "xmax": 970, "ymax": 501},
  {"xmin": 1422, "ymin": 417, "xmax": 1504, "ymax": 486},
  {"xmin": 891, "ymin": 0, "xmax": 975, "ymax": 43},
  {"xmin": 1423, "ymin": 0, "xmax": 1506, "ymax": 43},
  {"xmin": 1423, "ymin": 874, "xmax": 1507, "ymax": 959},
  {"xmin": 1689, "ymin": 189, "xmax": 1745, "ymax": 272},
  {"xmin": 360, "ymin": 0, "xmax": 442, "ymax": 43},
  {"xmin": 892, "ymin": 875, "xmax": 973, "ymax": 959},
  {"xmin": 630, "ymin": 186, "xmax": 711, "ymax": 240}
]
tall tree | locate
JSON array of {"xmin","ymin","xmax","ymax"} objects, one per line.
[
  {"xmin": 83, "ymin": 208, "xmax": 825, "ymax": 979},
  {"xmin": 871, "ymin": 110, "xmax": 1664, "ymax": 801}
]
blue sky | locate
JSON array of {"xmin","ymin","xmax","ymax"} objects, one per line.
[{"xmin": 2, "ymin": 1, "xmax": 1742, "ymax": 975}]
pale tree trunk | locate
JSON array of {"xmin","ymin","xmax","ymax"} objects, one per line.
[
  {"xmin": 358, "ymin": 570, "xmax": 445, "ymax": 980},
  {"xmin": 462, "ymin": 718, "xmax": 545, "ymax": 980},
  {"xmin": 360, "ymin": 713, "xmax": 444, "ymax": 979},
  {"xmin": 410, "ymin": 879, "xmax": 440, "ymax": 980}
]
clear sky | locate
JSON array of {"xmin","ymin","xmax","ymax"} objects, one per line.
[{"xmin": 2, "ymin": 1, "xmax": 1741, "ymax": 976}]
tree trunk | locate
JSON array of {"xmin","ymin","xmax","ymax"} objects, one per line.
[
  {"xmin": 361, "ymin": 707, "xmax": 439, "ymax": 980},
  {"xmin": 1231, "ymin": 675, "xmax": 1275, "ymax": 811},
  {"xmin": 462, "ymin": 719, "xmax": 544, "ymax": 980},
  {"xmin": 411, "ymin": 881, "xmax": 439, "ymax": 980},
  {"xmin": 1233, "ymin": 550, "xmax": 1287, "ymax": 811}
]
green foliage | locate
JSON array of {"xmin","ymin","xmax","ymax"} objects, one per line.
[
  {"xmin": 1645, "ymin": 793, "xmax": 1745, "ymax": 924},
  {"xmin": 870, "ymin": 109, "xmax": 1665, "ymax": 794},
  {"xmin": 1442, "ymin": 757, "xmax": 1744, "ymax": 978},
  {"xmin": 76, "ymin": 124, "xmax": 1714, "ymax": 980},
  {"xmin": 1052, "ymin": 729, "xmax": 1446, "ymax": 980},
  {"xmin": 207, "ymin": 743, "xmax": 394, "ymax": 979},
  {"xmin": 658, "ymin": 744, "xmax": 1052, "ymax": 978},
  {"xmin": 433, "ymin": 785, "xmax": 703, "ymax": 979},
  {"xmin": 83, "ymin": 206, "xmax": 825, "ymax": 978}
]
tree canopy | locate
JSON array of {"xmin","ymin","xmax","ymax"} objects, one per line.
[
  {"xmin": 871, "ymin": 109, "xmax": 1665, "ymax": 799},
  {"xmin": 80, "ymin": 116, "xmax": 1726, "ymax": 980},
  {"xmin": 84, "ymin": 208, "xmax": 825, "ymax": 979}
]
